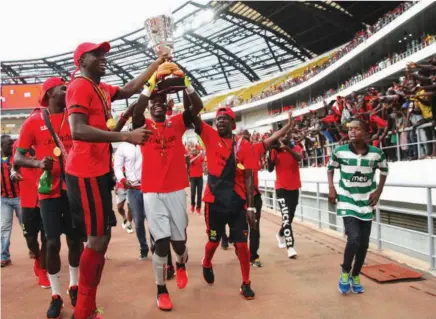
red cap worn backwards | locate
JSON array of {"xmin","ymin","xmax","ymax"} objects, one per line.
[
  {"xmin": 71, "ymin": 42, "xmax": 111, "ymax": 78},
  {"xmin": 39, "ymin": 77, "xmax": 67, "ymax": 107},
  {"xmin": 216, "ymin": 106, "xmax": 236, "ymax": 130}
]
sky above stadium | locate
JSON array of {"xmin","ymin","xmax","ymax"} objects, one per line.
[{"xmin": 1, "ymin": 0, "xmax": 207, "ymax": 61}]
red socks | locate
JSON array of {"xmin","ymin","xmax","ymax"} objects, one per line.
[
  {"xmin": 203, "ymin": 241, "xmax": 250, "ymax": 284},
  {"xmin": 203, "ymin": 241, "xmax": 219, "ymax": 268},
  {"xmin": 73, "ymin": 247, "xmax": 105, "ymax": 319},
  {"xmin": 235, "ymin": 243, "xmax": 250, "ymax": 284}
]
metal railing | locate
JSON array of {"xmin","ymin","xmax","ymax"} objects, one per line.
[
  {"xmin": 259, "ymin": 179, "xmax": 436, "ymax": 270},
  {"xmin": 299, "ymin": 122, "xmax": 436, "ymax": 167}
]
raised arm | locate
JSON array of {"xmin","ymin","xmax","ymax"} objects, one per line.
[
  {"xmin": 267, "ymin": 150, "xmax": 276, "ymax": 172},
  {"xmin": 183, "ymin": 82, "xmax": 204, "ymax": 117},
  {"xmin": 263, "ymin": 112, "xmax": 294, "ymax": 150},
  {"xmin": 115, "ymin": 57, "xmax": 165, "ymax": 100},
  {"xmin": 113, "ymin": 101, "xmax": 137, "ymax": 132}
]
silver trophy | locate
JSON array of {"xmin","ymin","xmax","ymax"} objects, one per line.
[
  {"xmin": 144, "ymin": 15, "xmax": 174, "ymax": 57},
  {"xmin": 144, "ymin": 14, "xmax": 186, "ymax": 94}
]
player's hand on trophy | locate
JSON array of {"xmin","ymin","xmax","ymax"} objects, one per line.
[
  {"xmin": 156, "ymin": 55, "xmax": 168, "ymax": 65},
  {"xmin": 157, "ymin": 62, "xmax": 185, "ymax": 80}
]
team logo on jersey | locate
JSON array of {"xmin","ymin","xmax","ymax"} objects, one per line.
[
  {"xmin": 165, "ymin": 121, "xmax": 172, "ymax": 128},
  {"xmin": 40, "ymin": 125, "xmax": 48, "ymax": 131},
  {"xmin": 350, "ymin": 171, "xmax": 368, "ymax": 183}
]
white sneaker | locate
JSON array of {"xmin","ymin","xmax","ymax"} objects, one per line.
[
  {"xmin": 121, "ymin": 220, "xmax": 127, "ymax": 230},
  {"xmin": 276, "ymin": 233, "xmax": 286, "ymax": 249},
  {"xmin": 126, "ymin": 221, "xmax": 134, "ymax": 234},
  {"xmin": 287, "ymin": 247, "xmax": 297, "ymax": 259}
]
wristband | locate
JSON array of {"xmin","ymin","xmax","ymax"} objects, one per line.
[
  {"xmin": 121, "ymin": 112, "xmax": 130, "ymax": 120},
  {"xmin": 247, "ymin": 207, "xmax": 256, "ymax": 212},
  {"xmin": 185, "ymin": 85, "xmax": 195, "ymax": 95},
  {"xmin": 141, "ymin": 88, "xmax": 152, "ymax": 98}
]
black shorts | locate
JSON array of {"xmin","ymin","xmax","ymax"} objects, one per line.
[
  {"xmin": 66, "ymin": 173, "xmax": 115, "ymax": 237},
  {"xmin": 40, "ymin": 192, "xmax": 77, "ymax": 240},
  {"xmin": 204, "ymin": 202, "xmax": 248, "ymax": 243},
  {"xmin": 22, "ymin": 207, "xmax": 43, "ymax": 238}
]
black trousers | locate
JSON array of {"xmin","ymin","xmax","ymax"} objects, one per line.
[
  {"xmin": 221, "ymin": 194, "xmax": 262, "ymax": 261},
  {"xmin": 342, "ymin": 217, "xmax": 372, "ymax": 276},
  {"xmin": 276, "ymin": 189, "xmax": 299, "ymax": 249},
  {"xmin": 190, "ymin": 177, "xmax": 203, "ymax": 208}
]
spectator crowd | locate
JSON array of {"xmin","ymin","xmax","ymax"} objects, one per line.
[
  {"xmin": 249, "ymin": 57, "xmax": 436, "ymax": 169},
  {"xmin": 226, "ymin": 1, "xmax": 416, "ymax": 108}
]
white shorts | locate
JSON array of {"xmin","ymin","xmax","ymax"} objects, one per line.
[
  {"xmin": 143, "ymin": 189, "xmax": 188, "ymax": 242},
  {"xmin": 116, "ymin": 188, "xmax": 128, "ymax": 204}
]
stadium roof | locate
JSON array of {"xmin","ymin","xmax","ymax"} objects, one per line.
[{"xmin": 1, "ymin": 1, "xmax": 401, "ymax": 101}]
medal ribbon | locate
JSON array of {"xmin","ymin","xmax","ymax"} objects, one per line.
[
  {"xmin": 79, "ymin": 76, "xmax": 113, "ymax": 124},
  {"xmin": 41, "ymin": 110, "xmax": 68, "ymax": 160}
]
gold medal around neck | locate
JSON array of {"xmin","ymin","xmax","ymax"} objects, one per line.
[
  {"xmin": 106, "ymin": 118, "xmax": 116, "ymax": 130},
  {"xmin": 237, "ymin": 163, "xmax": 245, "ymax": 170},
  {"xmin": 53, "ymin": 147, "xmax": 62, "ymax": 157}
]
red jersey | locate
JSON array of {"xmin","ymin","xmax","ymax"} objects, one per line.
[
  {"xmin": 1, "ymin": 155, "xmax": 20, "ymax": 198},
  {"xmin": 17, "ymin": 110, "xmax": 72, "ymax": 200},
  {"xmin": 189, "ymin": 154, "xmax": 204, "ymax": 178},
  {"xmin": 251, "ymin": 142, "xmax": 266, "ymax": 192},
  {"xmin": 140, "ymin": 114, "xmax": 189, "ymax": 193},
  {"xmin": 65, "ymin": 78, "xmax": 119, "ymax": 178},
  {"xmin": 199, "ymin": 122, "xmax": 256, "ymax": 203},
  {"xmin": 15, "ymin": 145, "xmax": 39, "ymax": 208},
  {"xmin": 271, "ymin": 145, "xmax": 303, "ymax": 191}
]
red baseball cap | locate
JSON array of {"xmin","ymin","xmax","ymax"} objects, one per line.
[
  {"xmin": 39, "ymin": 77, "xmax": 67, "ymax": 107},
  {"xmin": 216, "ymin": 106, "xmax": 236, "ymax": 130},
  {"xmin": 73, "ymin": 42, "xmax": 111, "ymax": 67}
]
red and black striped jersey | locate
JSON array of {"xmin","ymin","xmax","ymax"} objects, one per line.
[{"xmin": 1, "ymin": 156, "xmax": 20, "ymax": 198}]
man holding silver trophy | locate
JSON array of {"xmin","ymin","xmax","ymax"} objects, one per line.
[{"xmin": 131, "ymin": 14, "xmax": 204, "ymax": 311}]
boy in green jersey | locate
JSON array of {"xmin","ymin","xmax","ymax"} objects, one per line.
[{"xmin": 327, "ymin": 119, "xmax": 388, "ymax": 294}]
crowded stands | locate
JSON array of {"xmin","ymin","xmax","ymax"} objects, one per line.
[
  {"xmin": 231, "ymin": 55, "xmax": 436, "ymax": 170},
  {"xmin": 219, "ymin": 1, "xmax": 416, "ymax": 109}
]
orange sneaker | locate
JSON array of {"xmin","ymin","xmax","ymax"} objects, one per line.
[
  {"xmin": 38, "ymin": 269, "xmax": 51, "ymax": 289},
  {"xmin": 156, "ymin": 293, "xmax": 173, "ymax": 311},
  {"xmin": 195, "ymin": 207, "xmax": 201, "ymax": 215},
  {"xmin": 176, "ymin": 263, "xmax": 188, "ymax": 289}
]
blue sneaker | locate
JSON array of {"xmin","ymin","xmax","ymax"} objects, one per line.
[
  {"xmin": 350, "ymin": 275, "xmax": 364, "ymax": 294},
  {"xmin": 338, "ymin": 271, "xmax": 351, "ymax": 294}
]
